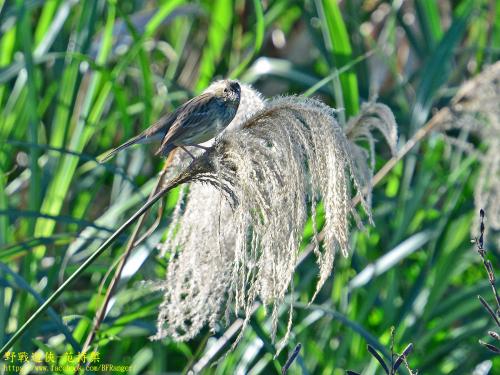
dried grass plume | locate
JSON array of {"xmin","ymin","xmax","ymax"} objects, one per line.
[
  {"xmin": 438, "ymin": 62, "xmax": 500, "ymax": 243},
  {"xmin": 151, "ymin": 83, "xmax": 398, "ymax": 348}
]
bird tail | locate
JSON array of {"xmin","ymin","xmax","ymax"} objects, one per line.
[{"xmin": 97, "ymin": 134, "xmax": 147, "ymax": 163}]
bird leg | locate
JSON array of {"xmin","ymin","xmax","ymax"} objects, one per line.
[
  {"xmin": 190, "ymin": 144, "xmax": 210, "ymax": 151},
  {"xmin": 180, "ymin": 145, "xmax": 196, "ymax": 160},
  {"xmin": 180, "ymin": 144, "xmax": 211, "ymax": 160}
]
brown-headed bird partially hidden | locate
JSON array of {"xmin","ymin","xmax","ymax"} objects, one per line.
[{"xmin": 98, "ymin": 80, "xmax": 241, "ymax": 162}]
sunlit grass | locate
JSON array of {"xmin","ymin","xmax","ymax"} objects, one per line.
[{"xmin": 1, "ymin": 0, "xmax": 499, "ymax": 373}]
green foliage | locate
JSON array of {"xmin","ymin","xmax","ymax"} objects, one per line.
[
  {"xmin": 315, "ymin": 0, "xmax": 359, "ymax": 118},
  {"xmin": 1, "ymin": 0, "xmax": 499, "ymax": 373}
]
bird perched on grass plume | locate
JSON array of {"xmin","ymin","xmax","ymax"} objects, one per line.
[{"xmin": 98, "ymin": 80, "xmax": 241, "ymax": 162}]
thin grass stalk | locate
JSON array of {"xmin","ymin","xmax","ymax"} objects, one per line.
[
  {"xmin": 475, "ymin": 209, "xmax": 500, "ymax": 354},
  {"xmin": 302, "ymin": 50, "xmax": 375, "ymax": 98},
  {"xmin": 0, "ymin": 171, "xmax": 188, "ymax": 356},
  {"xmin": 371, "ymin": 107, "xmax": 449, "ymax": 188},
  {"xmin": 76, "ymin": 156, "xmax": 174, "ymax": 370}
]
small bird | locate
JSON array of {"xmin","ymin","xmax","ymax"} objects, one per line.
[{"xmin": 98, "ymin": 80, "xmax": 241, "ymax": 162}]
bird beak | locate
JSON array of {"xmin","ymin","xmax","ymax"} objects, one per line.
[{"xmin": 230, "ymin": 81, "xmax": 240, "ymax": 94}]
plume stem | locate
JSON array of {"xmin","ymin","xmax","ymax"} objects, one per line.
[{"xmin": 0, "ymin": 157, "xmax": 195, "ymax": 357}]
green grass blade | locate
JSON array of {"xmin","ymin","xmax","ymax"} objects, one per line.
[
  {"xmin": 0, "ymin": 185, "xmax": 168, "ymax": 357},
  {"xmin": 316, "ymin": 0, "xmax": 359, "ymax": 116},
  {"xmin": 144, "ymin": 0, "xmax": 185, "ymax": 36},
  {"xmin": 0, "ymin": 262, "xmax": 81, "ymax": 351},
  {"xmin": 0, "ymin": 23, "xmax": 15, "ymax": 108},
  {"xmin": 34, "ymin": 1, "xmax": 114, "ymax": 254},
  {"xmin": 33, "ymin": 0, "xmax": 58, "ymax": 45},
  {"xmin": 410, "ymin": 0, "xmax": 473, "ymax": 131},
  {"xmin": 196, "ymin": 0, "xmax": 233, "ymax": 90},
  {"xmin": 117, "ymin": 7, "xmax": 153, "ymax": 126},
  {"xmin": 293, "ymin": 302, "xmax": 390, "ymax": 361},
  {"xmin": 415, "ymin": 0, "xmax": 443, "ymax": 49},
  {"xmin": 229, "ymin": 0, "xmax": 264, "ymax": 79},
  {"xmin": 302, "ymin": 51, "xmax": 373, "ymax": 98},
  {"xmin": 16, "ymin": 0, "xmax": 40, "ymax": 234}
]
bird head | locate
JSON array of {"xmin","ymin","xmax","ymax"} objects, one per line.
[{"xmin": 205, "ymin": 80, "xmax": 241, "ymax": 105}]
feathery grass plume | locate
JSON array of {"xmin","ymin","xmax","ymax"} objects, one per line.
[
  {"xmin": 152, "ymin": 85, "xmax": 398, "ymax": 347},
  {"xmin": 159, "ymin": 82, "xmax": 266, "ymax": 257},
  {"xmin": 438, "ymin": 62, "xmax": 500, "ymax": 242},
  {"xmin": 344, "ymin": 102, "xmax": 398, "ymax": 215},
  {"xmin": 155, "ymin": 83, "xmax": 265, "ymax": 340}
]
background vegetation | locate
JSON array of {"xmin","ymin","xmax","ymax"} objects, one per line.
[{"xmin": 1, "ymin": 0, "xmax": 500, "ymax": 373}]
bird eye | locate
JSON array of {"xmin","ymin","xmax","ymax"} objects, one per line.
[{"xmin": 223, "ymin": 87, "xmax": 229, "ymax": 94}]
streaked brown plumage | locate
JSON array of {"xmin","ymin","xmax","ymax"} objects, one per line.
[{"xmin": 98, "ymin": 80, "xmax": 241, "ymax": 162}]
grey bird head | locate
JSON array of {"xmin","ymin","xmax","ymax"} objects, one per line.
[{"xmin": 204, "ymin": 80, "xmax": 241, "ymax": 105}]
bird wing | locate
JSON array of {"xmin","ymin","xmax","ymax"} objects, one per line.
[
  {"xmin": 157, "ymin": 93, "xmax": 216, "ymax": 152},
  {"xmin": 97, "ymin": 109, "xmax": 178, "ymax": 163},
  {"xmin": 139, "ymin": 110, "xmax": 178, "ymax": 138}
]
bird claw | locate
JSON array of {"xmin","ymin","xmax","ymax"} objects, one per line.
[{"xmin": 180, "ymin": 144, "xmax": 211, "ymax": 160}]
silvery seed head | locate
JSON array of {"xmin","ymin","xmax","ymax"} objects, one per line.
[{"xmin": 152, "ymin": 90, "xmax": 399, "ymax": 352}]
